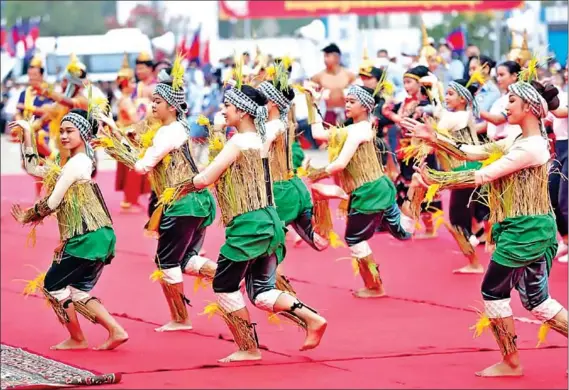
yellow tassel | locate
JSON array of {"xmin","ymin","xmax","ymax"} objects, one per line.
[
  {"xmin": 470, "ymin": 313, "xmax": 491, "ymax": 338},
  {"xmin": 536, "ymin": 323, "xmax": 551, "ymax": 347},
  {"xmin": 368, "ymin": 261, "xmax": 379, "ymax": 279},
  {"xmin": 329, "ymin": 231, "xmax": 345, "ymax": 248},
  {"xmin": 193, "ymin": 277, "xmax": 210, "ymax": 293},
  {"xmin": 351, "ymin": 258, "xmax": 360, "ymax": 276},
  {"xmin": 481, "ymin": 150, "xmax": 504, "ymax": 168},
  {"xmin": 159, "ymin": 187, "xmax": 176, "ymax": 206},
  {"xmin": 267, "ymin": 312, "xmax": 281, "ymax": 326},
  {"xmin": 21, "ymin": 272, "xmax": 46, "ymax": 297},
  {"xmin": 424, "ymin": 184, "xmax": 440, "ymax": 204},
  {"xmin": 171, "ymin": 52, "xmax": 186, "ymax": 91},
  {"xmin": 296, "ymin": 166, "xmax": 307, "ymax": 177},
  {"xmin": 146, "ymin": 204, "xmax": 164, "ymax": 233},
  {"xmin": 26, "ymin": 227, "xmax": 37, "ymax": 248},
  {"xmin": 149, "ymin": 269, "xmax": 165, "ymax": 282},
  {"xmin": 200, "ymin": 302, "xmax": 220, "ymax": 319}
]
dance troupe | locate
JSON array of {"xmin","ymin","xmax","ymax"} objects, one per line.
[{"xmin": 8, "ymin": 28, "xmax": 568, "ymax": 377}]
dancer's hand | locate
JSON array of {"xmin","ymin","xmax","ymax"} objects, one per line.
[
  {"xmin": 413, "ymin": 162, "xmax": 433, "ymax": 187},
  {"xmin": 11, "ymin": 204, "xmax": 27, "ymax": 223},
  {"xmin": 401, "ymin": 118, "xmax": 435, "ymax": 142},
  {"xmin": 94, "ymin": 112, "xmax": 119, "ymax": 133}
]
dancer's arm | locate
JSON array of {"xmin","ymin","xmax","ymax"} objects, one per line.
[
  {"xmin": 134, "ymin": 124, "xmax": 185, "ymax": 174},
  {"xmin": 47, "ymin": 154, "xmax": 91, "ymax": 210},
  {"xmin": 310, "ymin": 107, "xmax": 329, "ymax": 141},
  {"xmin": 326, "ymin": 129, "xmax": 365, "ymax": 175},
  {"xmin": 193, "ymin": 141, "xmax": 240, "ymax": 189},
  {"xmin": 10, "ymin": 120, "xmax": 49, "ymax": 178}
]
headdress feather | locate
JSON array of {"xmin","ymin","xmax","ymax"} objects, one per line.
[
  {"xmin": 373, "ymin": 66, "xmax": 394, "ymax": 98},
  {"xmin": 171, "ymin": 51, "xmax": 186, "ymax": 91}
]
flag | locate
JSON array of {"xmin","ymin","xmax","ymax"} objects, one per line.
[
  {"xmin": 202, "ymin": 39, "xmax": 210, "ymax": 64},
  {"xmin": 0, "ymin": 19, "xmax": 6, "ymax": 50},
  {"xmin": 188, "ymin": 25, "xmax": 200, "ymax": 61},
  {"xmin": 28, "ymin": 16, "xmax": 40, "ymax": 42},
  {"xmin": 446, "ymin": 26, "xmax": 467, "ymax": 54}
]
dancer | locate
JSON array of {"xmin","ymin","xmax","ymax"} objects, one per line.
[
  {"xmin": 404, "ymin": 77, "xmax": 567, "ymax": 377},
  {"xmin": 382, "ymin": 65, "xmax": 442, "ymax": 238},
  {"xmin": 418, "ymin": 77, "xmax": 485, "ymax": 274},
  {"xmin": 9, "ymin": 109, "xmax": 128, "ymax": 351},
  {"xmin": 11, "ymin": 56, "xmax": 54, "ymax": 199},
  {"xmin": 94, "ymin": 63, "xmax": 217, "ymax": 332},
  {"xmin": 180, "ymin": 80, "xmax": 327, "ymax": 363},
  {"xmin": 114, "ymin": 54, "xmax": 152, "ymax": 212},
  {"xmin": 257, "ymin": 62, "xmax": 333, "ymax": 252},
  {"xmin": 308, "ymin": 84, "xmax": 412, "ymax": 298}
]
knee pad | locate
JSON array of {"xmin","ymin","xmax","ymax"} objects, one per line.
[
  {"xmin": 253, "ymin": 289, "xmax": 283, "ymax": 312},
  {"xmin": 162, "ymin": 266, "xmax": 183, "ymax": 284},
  {"xmin": 48, "ymin": 287, "xmax": 72, "ymax": 302},
  {"xmin": 350, "ymin": 241, "xmax": 372, "ymax": 258},
  {"xmin": 483, "ymin": 298, "xmax": 513, "ymax": 319},
  {"xmin": 184, "ymin": 255, "xmax": 208, "ymax": 276},
  {"xmin": 216, "ymin": 291, "xmax": 246, "ymax": 313},
  {"xmin": 69, "ymin": 287, "xmax": 90, "ymax": 302},
  {"xmin": 530, "ymin": 297, "xmax": 563, "ymax": 322}
]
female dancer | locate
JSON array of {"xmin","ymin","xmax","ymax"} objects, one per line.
[
  {"xmin": 10, "ymin": 109, "xmax": 128, "ymax": 351},
  {"xmin": 95, "ymin": 65, "xmax": 217, "ymax": 333},
  {"xmin": 257, "ymin": 65, "xmax": 331, "ymax": 251},
  {"xmin": 181, "ymin": 82, "xmax": 327, "ymax": 363},
  {"xmin": 382, "ymin": 65, "xmax": 442, "ymax": 238},
  {"xmin": 114, "ymin": 54, "xmax": 151, "ymax": 212},
  {"xmin": 308, "ymin": 84, "xmax": 412, "ymax": 299},
  {"xmin": 404, "ymin": 79, "xmax": 567, "ymax": 377},
  {"xmin": 427, "ymin": 78, "xmax": 485, "ymax": 274}
]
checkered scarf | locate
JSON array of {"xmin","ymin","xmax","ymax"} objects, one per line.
[
  {"xmin": 257, "ymin": 81, "xmax": 292, "ymax": 125},
  {"xmin": 448, "ymin": 81, "xmax": 480, "ymax": 118},
  {"xmin": 61, "ymin": 112, "xmax": 95, "ymax": 163},
  {"xmin": 508, "ymin": 81, "xmax": 549, "ymax": 120},
  {"xmin": 153, "ymin": 69, "xmax": 190, "ymax": 133},
  {"xmin": 224, "ymin": 87, "xmax": 269, "ymax": 141},
  {"xmin": 346, "ymin": 85, "xmax": 375, "ymax": 112},
  {"xmin": 509, "ymin": 81, "xmax": 549, "ymax": 137}
]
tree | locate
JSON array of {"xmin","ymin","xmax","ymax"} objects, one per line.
[{"xmin": 3, "ymin": 1, "xmax": 109, "ymax": 36}]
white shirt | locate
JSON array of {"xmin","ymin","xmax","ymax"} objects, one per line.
[
  {"xmin": 487, "ymin": 94, "xmax": 522, "ymax": 141},
  {"xmin": 547, "ymin": 89, "xmax": 568, "ymax": 141},
  {"xmin": 459, "ymin": 135, "xmax": 550, "ymax": 186},
  {"xmin": 24, "ymin": 149, "xmax": 93, "ymax": 211},
  {"xmin": 293, "ymin": 93, "xmax": 309, "ymax": 121},
  {"xmin": 263, "ymin": 119, "xmax": 286, "ymax": 158},
  {"xmin": 134, "ymin": 121, "xmax": 188, "ymax": 174}
]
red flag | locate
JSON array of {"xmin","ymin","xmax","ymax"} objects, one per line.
[
  {"xmin": 176, "ymin": 36, "xmax": 187, "ymax": 57},
  {"xmin": 0, "ymin": 20, "xmax": 6, "ymax": 50},
  {"xmin": 201, "ymin": 39, "xmax": 210, "ymax": 64},
  {"xmin": 188, "ymin": 25, "xmax": 200, "ymax": 60}
]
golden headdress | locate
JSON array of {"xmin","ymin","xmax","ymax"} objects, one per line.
[
  {"xmin": 508, "ymin": 30, "xmax": 532, "ymax": 66},
  {"xmin": 29, "ymin": 55, "xmax": 44, "ymax": 69},
  {"xmin": 66, "ymin": 53, "xmax": 86, "ymax": 78},
  {"xmin": 358, "ymin": 39, "xmax": 374, "ymax": 77},
  {"xmin": 419, "ymin": 22, "xmax": 438, "ymax": 66},
  {"xmin": 136, "ymin": 51, "xmax": 153, "ymax": 64},
  {"xmin": 117, "ymin": 53, "xmax": 134, "ymax": 80}
]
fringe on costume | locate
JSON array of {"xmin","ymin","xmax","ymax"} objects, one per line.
[
  {"xmin": 355, "ymin": 255, "xmax": 382, "ymax": 290},
  {"xmin": 202, "ymin": 303, "xmax": 259, "ymax": 351},
  {"xmin": 42, "ymin": 288, "xmax": 70, "ymax": 325},
  {"xmin": 444, "ymin": 222, "xmax": 477, "ymax": 261},
  {"xmin": 160, "ymin": 282, "xmax": 190, "ymax": 323},
  {"xmin": 275, "ymin": 271, "xmax": 296, "ymax": 296},
  {"xmin": 73, "ymin": 298, "xmax": 99, "ymax": 324},
  {"xmin": 489, "ymin": 318, "xmax": 518, "ymax": 356}
]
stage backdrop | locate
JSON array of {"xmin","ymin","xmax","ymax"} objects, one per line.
[{"xmin": 219, "ymin": 1, "xmax": 525, "ymax": 20}]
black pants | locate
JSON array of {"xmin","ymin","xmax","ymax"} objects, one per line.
[
  {"xmin": 549, "ymin": 140, "xmax": 568, "ymax": 237},
  {"xmin": 212, "ymin": 253, "xmax": 279, "ymax": 303},
  {"xmin": 44, "ymin": 254, "xmax": 105, "ymax": 294},
  {"xmin": 449, "ymin": 188, "xmax": 475, "ymax": 236},
  {"xmin": 481, "ymin": 257, "xmax": 550, "ymax": 311},
  {"xmin": 289, "ymin": 208, "xmax": 322, "ymax": 251},
  {"xmin": 155, "ymin": 215, "xmax": 206, "ymax": 271},
  {"xmin": 345, "ymin": 202, "xmax": 411, "ymax": 247},
  {"xmin": 148, "ymin": 191, "xmax": 158, "ymax": 218}
]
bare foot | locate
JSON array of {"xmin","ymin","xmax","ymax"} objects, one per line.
[
  {"xmin": 475, "ymin": 361, "xmax": 523, "ymax": 377},
  {"xmin": 353, "ymin": 287, "xmax": 386, "ymax": 299},
  {"xmin": 155, "ymin": 320, "xmax": 193, "ymax": 332},
  {"xmin": 218, "ymin": 350, "xmax": 262, "ymax": 363},
  {"xmin": 294, "ymin": 234, "xmax": 303, "ymax": 247},
  {"xmin": 94, "ymin": 329, "xmax": 129, "ymax": 351},
  {"xmin": 199, "ymin": 248, "xmax": 207, "ymax": 256},
  {"xmin": 453, "ymin": 264, "xmax": 484, "ymax": 274},
  {"xmin": 300, "ymin": 317, "xmax": 327, "ymax": 351},
  {"xmin": 414, "ymin": 231, "xmax": 438, "ymax": 240},
  {"xmin": 50, "ymin": 338, "xmax": 88, "ymax": 350}
]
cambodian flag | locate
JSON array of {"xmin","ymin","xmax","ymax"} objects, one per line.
[
  {"xmin": 446, "ymin": 26, "xmax": 467, "ymax": 54},
  {"xmin": 0, "ymin": 19, "xmax": 6, "ymax": 50}
]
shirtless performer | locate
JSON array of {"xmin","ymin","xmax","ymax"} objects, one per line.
[{"xmin": 311, "ymin": 43, "xmax": 356, "ymax": 128}]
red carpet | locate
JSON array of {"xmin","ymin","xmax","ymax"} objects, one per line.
[{"xmin": 1, "ymin": 172, "xmax": 567, "ymax": 389}]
